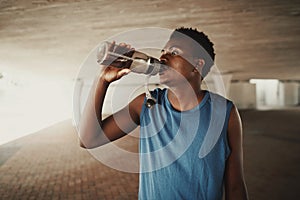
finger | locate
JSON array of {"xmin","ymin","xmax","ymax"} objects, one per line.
[
  {"xmin": 108, "ymin": 41, "xmax": 116, "ymax": 52},
  {"xmin": 116, "ymin": 43, "xmax": 131, "ymax": 55},
  {"xmin": 117, "ymin": 68, "xmax": 131, "ymax": 78},
  {"xmin": 118, "ymin": 43, "xmax": 132, "ymax": 50}
]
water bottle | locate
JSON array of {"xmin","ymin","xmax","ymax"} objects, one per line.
[{"xmin": 97, "ymin": 41, "xmax": 161, "ymax": 75}]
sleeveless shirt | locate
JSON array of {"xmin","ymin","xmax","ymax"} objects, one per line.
[{"xmin": 139, "ymin": 88, "xmax": 233, "ymax": 200}]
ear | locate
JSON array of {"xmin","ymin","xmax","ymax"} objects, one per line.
[{"xmin": 193, "ymin": 58, "xmax": 205, "ymax": 74}]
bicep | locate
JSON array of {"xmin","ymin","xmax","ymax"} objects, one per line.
[
  {"xmin": 100, "ymin": 93, "xmax": 145, "ymax": 143},
  {"xmin": 225, "ymin": 105, "xmax": 247, "ymax": 196}
]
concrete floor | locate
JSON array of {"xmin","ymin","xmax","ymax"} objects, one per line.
[{"xmin": 0, "ymin": 108, "xmax": 299, "ymax": 199}]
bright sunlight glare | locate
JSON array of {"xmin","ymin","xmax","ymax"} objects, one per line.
[{"xmin": 0, "ymin": 72, "xmax": 73, "ymax": 145}]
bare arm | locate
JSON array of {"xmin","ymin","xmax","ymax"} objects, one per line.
[
  {"xmin": 78, "ymin": 43, "xmax": 144, "ymax": 149},
  {"xmin": 225, "ymin": 105, "xmax": 249, "ymax": 200}
]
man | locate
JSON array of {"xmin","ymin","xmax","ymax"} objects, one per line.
[{"xmin": 79, "ymin": 27, "xmax": 248, "ymax": 199}]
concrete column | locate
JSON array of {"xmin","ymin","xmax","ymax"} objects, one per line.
[
  {"xmin": 229, "ymin": 81, "xmax": 256, "ymax": 109},
  {"xmin": 250, "ymin": 79, "xmax": 282, "ymax": 108},
  {"xmin": 77, "ymin": 74, "xmax": 162, "ymax": 116},
  {"xmin": 281, "ymin": 81, "xmax": 299, "ymax": 106},
  {"xmin": 72, "ymin": 78, "xmax": 84, "ymax": 126},
  {"xmin": 298, "ymin": 84, "xmax": 300, "ymax": 105}
]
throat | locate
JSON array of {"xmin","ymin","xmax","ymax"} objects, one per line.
[{"xmin": 167, "ymin": 89, "xmax": 205, "ymax": 111}]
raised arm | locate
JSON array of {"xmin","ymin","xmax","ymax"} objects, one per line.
[
  {"xmin": 225, "ymin": 105, "xmax": 249, "ymax": 199},
  {"xmin": 78, "ymin": 43, "xmax": 144, "ymax": 149}
]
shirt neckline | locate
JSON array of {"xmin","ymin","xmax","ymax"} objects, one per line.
[{"xmin": 164, "ymin": 89, "xmax": 209, "ymax": 113}]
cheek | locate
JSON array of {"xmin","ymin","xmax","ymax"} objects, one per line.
[
  {"xmin": 171, "ymin": 59, "xmax": 192, "ymax": 76},
  {"xmin": 170, "ymin": 57, "xmax": 186, "ymax": 70},
  {"xmin": 167, "ymin": 66, "xmax": 190, "ymax": 82}
]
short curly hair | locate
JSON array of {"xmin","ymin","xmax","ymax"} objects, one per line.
[{"xmin": 170, "ymin": 27, "xmax": 215, "ymax": 78}]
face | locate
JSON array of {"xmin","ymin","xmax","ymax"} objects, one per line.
[{"xmin": 159, "ymin": 37, "xmax": 199, "ymax": 86}]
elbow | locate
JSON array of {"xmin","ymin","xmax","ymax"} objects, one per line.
[
  {"xmin": 79, "ymin": 140, "xmax": 98, "ymax": 149},
  {"xmin": 78, "ymin": 135, "xmax": 94, "ymax": 149},
  {"xmin": 79, "ymin": 135, "xmax": 107, "ymax": 149},
  {"xmin": 79, "ymin": 141, "xmax": 87, "ymax": 149},
  {"xmin": 78, "ymin": 130, "xmax": 97, "ymax": 149},
  {"xmin": 78, "ymin": 129, "xmax": 109, "ymax": 149}
]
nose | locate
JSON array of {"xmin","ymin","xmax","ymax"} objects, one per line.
[
  {"xmin": 159, "ymin": 53, "xmax": 169, "ymax": 69},
  {"xmin": 160, "ymin": 49, "xmax": 170, "ymax": 56},
  {"xmin": 159, "ymin": 49, "xmax": 170, "ymax": 61}
]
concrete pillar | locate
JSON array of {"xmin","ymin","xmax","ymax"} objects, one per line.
[
  {"xmin": 298, "ymin": 84, "xmax": 300, "ymax": 105},
  {"xmin": 77, "ymin": 74, "xmax": 162, "ymax": 116},
  {"xmin": 229, "ymin": 81, "xmax": 256, "ymax": 109},
  {"xmin": 281, "ymin": 81, "xmax": 299, "ymax": 106},
  {"xmin": 250, "ymin": 79, "xmax": 282, "ymax": 108},
  {"xmin": 72, "ymin": 78, "xmax": 84, "ymax": 126}
]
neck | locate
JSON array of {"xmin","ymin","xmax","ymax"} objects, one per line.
[{"xmin": 167, "ymin": 82, "xmax": 204, "ymax": 111}]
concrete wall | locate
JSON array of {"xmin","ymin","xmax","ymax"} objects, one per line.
[
  {"xmin": 280, "ymin": 82, "xmax": 299, "ymax": 106},
  {"xmin": 254, "ymin": 79, "xmax": 281, "ymax": 107},
  {"xmin": 247, "ymin": 79, "xmax": 299, "ymax": 108},
  {"xmin": 74, "ymin": 78, "xmax": 299, "ymax": 120},
  {"xmin": 229, "ymin": 82, "xmax": 256, "ymax": 109},
  {"xmin": 74, "ymin": 74, "xmax": 162, "ymax": 119},
  {"xmin": 298, "ymin": 84, "xmax": 300, "ymax": 105}
]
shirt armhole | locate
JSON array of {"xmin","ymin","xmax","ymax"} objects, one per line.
[{"xmin": 224, "ymin": 100, "xmax": 233, "ymax": 160}]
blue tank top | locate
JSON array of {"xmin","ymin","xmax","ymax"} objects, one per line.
[{"xmin": 139, "ymin": 88, "xmax": 233, "ymax": 200}]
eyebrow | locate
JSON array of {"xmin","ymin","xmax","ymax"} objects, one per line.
[{"xmin": 161, "ymin": 45, "xmax": 181, "ymax": 51}]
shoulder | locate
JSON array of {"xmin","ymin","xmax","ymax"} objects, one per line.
[
  {"xmin": 128, "ymin": 93, "xmax": 146, "ymax": 119},
  {"xmin": 228, "ymin": 104, "xmax": 242, "ymax": 132},
  {"xmin": 206, "ymin": 91, "xmax": 232, "ymax": 103},
  {"xmin": 205, "ymin": 91, "xmax": 234, "ymax": 114},
  {"xmin": 129, "ymin": 88, "xmax": 167, "ymax": 117}
]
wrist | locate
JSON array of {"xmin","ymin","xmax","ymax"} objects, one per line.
[{"xmin": 99, "ymin": 76, "xmax": 110, "ymax": 87}]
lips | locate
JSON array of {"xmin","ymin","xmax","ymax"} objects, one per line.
[
  {"xmin": 159, "ymin": 60, "xmax": 169, "ymax": 74},
  {"xmin": 159, "ymin": 65, "xmax": 168, "ymax": 75}
]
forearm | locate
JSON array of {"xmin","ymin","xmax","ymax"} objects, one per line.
[
  {"xmin": 79, "ymin": 74, "xmax": 110, "ymax": 148},
  {"xmin": 78, "ymin": 43, "xmax": 133, "ymax": 148}
]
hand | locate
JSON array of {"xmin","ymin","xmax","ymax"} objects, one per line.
[
  {"xmin": 100, "ymin": 41, "xmax": 135, "ymax": 68},
  {"xmin": 100, "ymin": 65, "xmax": 131, "ymax": 84},
  {"xmin": 99, "ymin": 42, "xmax": 134, "ymax": 83}
]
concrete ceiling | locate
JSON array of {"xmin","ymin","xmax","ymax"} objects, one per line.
[{"xmin": 0, "ymin": 0, "xmax": 299, "ymax": 81}]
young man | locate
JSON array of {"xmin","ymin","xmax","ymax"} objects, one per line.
[{"xmin": 79, "ymin": 27, "xmax": 248, "ymax": 199}]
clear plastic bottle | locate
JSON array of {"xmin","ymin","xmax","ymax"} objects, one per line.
[{"xmin": 97, "ymin": 41, "xmax": 161, "ymax": 75}]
